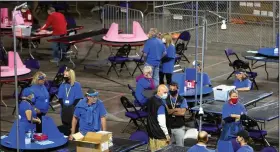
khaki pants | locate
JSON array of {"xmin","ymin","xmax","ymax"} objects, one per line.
[{"xmin": 149, "ymin": 138, "xmax": 168, "ymax": 152}]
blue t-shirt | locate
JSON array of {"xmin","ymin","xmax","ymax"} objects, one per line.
[
  {"xmin": 143, "ymin": 37, "xmax": 166, "ymax": 66},
  {"xmin": 74, "ymin": 98, "xmax": 107, "ymax": 135},
  {"xmin": 188, "ymin": 144, "xmax": 215, "ymax": 152},
  {"xmin": 58, "ymin": 82, "xmax": 83, "ymax": 106},
  {"xmin": 155, "ymin": 95, "xmax": 166, "ymax": 115},
  {"xmin": 222, "ymin": 102, "xmax": 247, "ymax": 119},
  {"xmin": 237, "ymin": 145, "xmax": 254, "ymax": 152},
  {"xmin": 19, "ymin": 101, "xmax": 37, "ymax": 123},
  {"xmin": 30, "ymin": 84, "xmax": 50, "ymax": 113},
  {"xmin": 161, "ymin": 44, "xmax": 176, "ymax": 73},
  {"xmin": 170, "ymin": 96, "xmax": 188, "ymax": 108},
  {"xmin": 135, "ymin": 78, "xmax": 153, "ymax": 105},
  {"xmin": 234, "ymin": 79, "xmax": 252, "ymax": 90}
]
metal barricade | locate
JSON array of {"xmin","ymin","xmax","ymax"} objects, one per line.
[{"xmin": 102, "ymin": 4, "xmax": 144, "ymax": 33}]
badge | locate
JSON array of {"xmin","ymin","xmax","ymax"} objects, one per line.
[{"xmin": 65, "ymin": 100, "xmax": 70, "ymax": 104}]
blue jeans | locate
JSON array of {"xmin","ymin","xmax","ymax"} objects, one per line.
[
  {"xmin": 51, "ymin": 35, "xmax": 67, "ymax": 59},
  {"xmin": 145, "ymin": 63, "xmax": 159, "ymax": 87}
]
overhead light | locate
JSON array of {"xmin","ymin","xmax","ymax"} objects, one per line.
[{"xmin": 221, "ymin": 20, "xmax": 227, "ymax": 30}]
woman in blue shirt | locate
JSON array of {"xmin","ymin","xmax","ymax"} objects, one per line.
[
  {"xmin": 218, "ymin": 90, "xmax": 247, "ymax": 152},
  {"xmin": 29, "ymin": 71, "xmax": 49, "ymax": 133},
  {"xmin": 135, "ymin": 66, "xmax": 155, "ymax": 106},
  {"xmin": 58, "ymin": 68, "xmax": 83, "ymax": 133},
  {"xmin": 69, "ymin": 88, "xmax": 107, "ymax": 140},
  {"xmin": 19, "ymin": 88, "xmax": 41, "ymax": 132},
  {"xmin": 159, "ymin": 34, "xmax": 176, "ymax": 85},
  {"xmin": 234, "ymin": 69, "xmax": 252, "ymax": 91}
]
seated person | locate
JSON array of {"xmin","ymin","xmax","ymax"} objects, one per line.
[
  {"xmin": 236, "ymin": 130, "xmax": 254, "ymax": 152},
  {"xmin": 135, "ymin": 66, "xmax": 155, "ymax": 106},
  {"xmin": 234, "ymin": 68, "xmax": 252, "ymax": 91},
  {"xmin": 192, "ymin": 60, "xmax": 202, "ymax": 72},
  {"xmin": 19, "ymin": 88, "xmax": 41, "ymax": 132},
  {"xmin": 69, "ymin": 88, "xmax": 107, "ymax": 140},
  {"xmin": 188, "ymin": 131, "xmax": 215, "ymax": 152},
  {"xmin": 188, "ymin": 60, "xmax": 211, "ymax": 87}
]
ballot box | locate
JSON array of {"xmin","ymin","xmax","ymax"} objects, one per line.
[{"xmin": 213, "ymin": 85, "xmax": 236, "ymax": 101}]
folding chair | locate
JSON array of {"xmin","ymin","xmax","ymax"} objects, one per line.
[
  {"xmin": 127, "ymin": 84, "xmax": 145, "ymax": 110},
  {"xmin": 174, "ymin": 43, "xmax": 185, "ymax": 73},
  {"xmin": 174, "ymin": 31, "xmax": 191, "ymax": 63},
  {"xmin": 131, "ymin": 53, "xmax": 144, "ymax": 76},
  {"xmin": 107, "ymin": 44, "xmax": 132, "ymax": 77},
  {"xmin": 261, "ymin": 146, "xmax": 278, "ymax": 152},
  {"xmin": 224, "ymin": 48, "xmax": 250, "ymax": 80},
  {"xmin": 241, "ymin": 115, "xmax": 270, "ymax": 147},
  {"xmin": 120, "ymin": 96, "xmax": 147, "ymax": 133},
  {"xmin": 0, "ymin": 42, "xmax": 7, "ymax": 65}
]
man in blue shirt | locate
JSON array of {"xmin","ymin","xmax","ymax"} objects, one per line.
[
  {"xmin": 143, "ymin": 28, "xmax": 166, "ymax": 87},
  {"xmin": 165, "ymin": 82, "xmax": 188, "ymax": 146},
  {"xmin": 236, "ymin": 130, "xmax": 254, "ymax": 152},
  {"xmin": 188, "ymin": 131, "xmax": 215, "ymax": 152},
  {"xmin": 146, "ymin": 84, "xmax": 170, "ymax": 151},
  {"xmin": 69, "ymin": 88, "xmax": 107, "ymax": 140}
]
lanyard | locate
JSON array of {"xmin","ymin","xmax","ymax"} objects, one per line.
[
  {"xmin": 170, "ymin": 96, "xmax": 178, "ymax": 109},
  {"xmin": 65, "ymin": 85, "xmax": 72, "ymax": 99}
]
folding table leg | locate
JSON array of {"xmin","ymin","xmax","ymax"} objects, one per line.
[
  {"xmin": 28, "ymin": 39, "xmax": 35, "ymax": 59},
  {"xmin": 97, "ymin": 44, "xmax": 103, "ymax": 58},
  {"xmin": 80, "ymin": 43, "xmax": 95, "ymax": 63},
  {"xmin": 264, "ymin": 62, "xmax": 269, "ymax": 80},
  {"xmin": 0, "ymin": 83, "xmax": 7, "ymax": 107}
]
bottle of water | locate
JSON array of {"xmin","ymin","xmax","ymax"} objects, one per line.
[{"xmin": 184, "ymin": 86, "xmax": 187, "ymax": 94}]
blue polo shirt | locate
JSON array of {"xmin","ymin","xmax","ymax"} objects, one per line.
[
  {"xmin": 58, "ymin": 82, "xmax": 83, "ymax": 106},
  {"xmin": 74, "ymin": 98, "xmax": 107, "ymax": 135},
  {"xmin": 170, "ymin": 96, "xmax": 188, "ymax": 108},
  {"xmin": 188, "ymin": 144, "xmax": 215, "ymax": 152},
  {"xmin": 237, "ymin": 145, "xmax": 254, "ymax": 152},
  {"xmin": 233, "ymin": 78, "xmax": 252, "ymax": 90},
  {"xmin": 222, "ymin": 102, "xmax": 247, "ymax": 119},
  {"xmin": 29, "ymin": 84, "xmax": 50, "ymax": 114},
  {"xmin": 135, "ymin": 78, "xmax": 153, "ymax": 105},
  {"xmin": 143, "ymin": 37, "xmax": 166, "ymax": 66},
  {"xmin": 161, "ymin": 44, "xmax": 176, "ymax": 73}
]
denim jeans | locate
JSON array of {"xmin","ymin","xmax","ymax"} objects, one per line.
[
  {"xmin": 51, "ymin": 35, "xmax": 67, "ymax": 59},
  {"xmin": 145, "ymin": 63, "xmax": 159, "ymax": 87}
]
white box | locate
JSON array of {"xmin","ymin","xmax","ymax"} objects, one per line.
[
  {"xmin": 213, "ymin": 85, "xmax": 236, "ymax": 101},
  {"xmin": 14, "ymin": 25, "xmax": 32, "ymax": 37}
]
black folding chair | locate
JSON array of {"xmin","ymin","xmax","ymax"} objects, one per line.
[
  {"xmin": 107, "ymin": 44, "xmax": 132, "ymax": 77},
  {"xmin": 120, "ymin": 96, "xmax": 147, "ymax": 133},
  {"xmin": 174, "ymin": 43, "xmax": 185, "ymax": 72},
  {"xmin": 174, "ymin": 31, "xmax": 191, "ymax": 63},
  {"xmin": 131, "ymin": 54, "xmax": 144, "ymax": 76}
]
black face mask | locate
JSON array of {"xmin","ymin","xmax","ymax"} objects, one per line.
[
  {"xmin": 169, "ymin": 90, "xmax": 178, "ymax": 96},
  {"xmin": 64, "ymin": 77, "xmax": 70, "ymax": 82}
]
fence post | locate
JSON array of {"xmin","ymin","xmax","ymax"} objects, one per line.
[
  {"xmin": 153, "ymin": 1, "xmax": 156, "ymax": 28},
  {"xmin": 273, "ymin": 1, "xmax": 276, "ymax": 45},
  {"xmin": 216, "ymin": 1, "xmax": 219, "ymax": 42},
  {"xmin": 162, "ymin": 1, "xmax": 165, "ymax": 33}
]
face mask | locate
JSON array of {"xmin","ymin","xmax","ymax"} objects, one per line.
[
  {"xmin": 161, "ymin": 93, "xmax": 168, "ymax": 100},
  {"xmin": 169, "ymin": 90, "xmax": 178, "ymax": 97},
  {"xmin": 230, "ymin": 98, "xmax": 238, "ymax": 104},
  {"xmin": 64, "ymin": 77, "xmax": 70, "ymax": 82}
]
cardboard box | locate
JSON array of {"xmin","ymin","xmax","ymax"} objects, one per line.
[
  {"xmin": 213, "ymin": 85, "xmax": 236, "ymax": 101},
  {"xmin": 74, "ymin": 131, "xmax": 113, "ymax": 152}
]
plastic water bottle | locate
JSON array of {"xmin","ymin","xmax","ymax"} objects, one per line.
[
  {"xmin": 184, "ymin": 86, "xmax": 187, "ymax": 94},
  {"xmin": 25, "ymin": 130, "xmax": 32, "ymax": 144}
]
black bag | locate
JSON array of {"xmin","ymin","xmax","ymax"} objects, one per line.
[{"xmin": 232, "ymin": 59, "xmax": 249, "ymax": 69}]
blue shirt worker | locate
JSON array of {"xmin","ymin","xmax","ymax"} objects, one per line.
[
  {"xmin": 234, "ymin": 69, "xmax": 252, "ymax": 91},
  {"xmin": 165, "ymin": 82, "xmax": 187, "ymax": 147},
  {"xmin": 188, "ymin": 131, "xmax": 215, "ymax": 152},
  {"xmin": 146, "ymin": 85, "xmax": 170, "ymax": 152},
  {"xmin": 159, "ymin": 34, "xmax": 176, "ymax": 85},
  {"xmin": 236, "ymin": 130, "xmax": 254, "ymax": 152},
  {"xmin": 135, "ymin": 66, "xmax": 155, "ymax": 106},
  {"xmin": 19, "ymin": 88, "xmax": 41, "ymax": 132},
  {"xmin": 29, "ymin": 71, "xmax": 49, "ymax": 133},
  {"xmin": 218, "ymin": 90, "xmax": 247, "ymax": 152},
  {"xmin": 58, "ymin": 68, "xmax": 83, "ymax": 129},
  {"xmin": 69, "ymin": 88, "xmax": 107, "ymax": 140},
  {"xmin": 143, "ymin": 28, "xmax": 166, "ymax": 87}
]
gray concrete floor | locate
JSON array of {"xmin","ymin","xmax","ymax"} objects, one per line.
[{"xmin": 0, "ymin": 7, "xmax": 279, "ymax": 152}]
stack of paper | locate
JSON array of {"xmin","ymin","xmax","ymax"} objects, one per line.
[{"xmin": 35, "ymin": 140, "xmax": 54, "ymax": 145}]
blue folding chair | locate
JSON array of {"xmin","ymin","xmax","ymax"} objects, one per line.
[
  {"xmin": 175, "ymin": 31, "xmax": 191, "ymax": 63},
  {"xmin": 127, "ymin": 84, "xmax": 144, "ymax": 109},
  {"xmin": 261, "ymin": 146, "xmax": 278, "ymax": 152}
]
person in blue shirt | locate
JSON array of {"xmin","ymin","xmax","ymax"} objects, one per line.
[
  {"xmin": 236, "ymin": 130, "xmax": 254, "ymax": 152},
  {"xmin": 165, "ymin": 82, "xmax": 187, "ymax": 146},
  {"xmin": 234, "ymin": 69, "xmax": 252, "ymax": 91},
  {"xmin": 217, "ymin": 90, "xmax": 247, "ymax": 152},
  {"xmin": 159, "ymin": 34, "xmax": 176, "ymax": 85},
  {"xmin": 146, "ymin": 84, "xmax": 170, "ymax": 151},
  {"xmin": 58, "ymin": 68, "xmax": 83, "ymax": 133},
  {"xmin": 188, "ymin": 131, "xmax": 215, "ymax": 152},
  {"xmin": 19, "ymin": 88, "xmax": 41, "ymax": 132},
  {"xmin": 69, "ymin": 88, "xmax": 107, "ymax": 140},
  {"xmin": 29, "ymin": 71, "xmax": 49, "ymax": 133},
  {"xmin": 135, "ymin": 66, "xmax": 155, "ymax": 106},
  {"xmin": 143, "ymin": 28, "xmax": 167, "ymax": 87}
]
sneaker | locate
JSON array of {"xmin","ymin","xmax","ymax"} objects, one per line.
[{"xmin": 49, "ymin": 58, "xmax": 59, "ymax": 63}]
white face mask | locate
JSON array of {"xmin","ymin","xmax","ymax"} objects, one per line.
[
  {"xmin": 161, "ymin": 93, "xmax": 168, "ymax": 100},
  {"xmin": 162, "ymin": 38, "xmax": 166, "ymax": 43}
]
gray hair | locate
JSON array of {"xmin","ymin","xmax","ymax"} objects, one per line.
[
  {"xmin": 148, "ymin": 28, "xmax": 158, "ymax": 37},
  {"xmin": 143, "ymin": 66, "xmax": 153, "ymax": 74}
]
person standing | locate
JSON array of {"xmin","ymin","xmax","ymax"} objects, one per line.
[
  {"xmin": 143, "ymin": 28, "xmax": 166, "ymax": 87},
  {"xmin": 165, "ymin": 82, "xmax": 188, "ymax": 146},
  {"xmin": 39, "ymin": 7, "xmax": 67, "ymax": 63},
  {"xmin": 146, "ymin": 84, "xmax": 170, "ymax": 151}
]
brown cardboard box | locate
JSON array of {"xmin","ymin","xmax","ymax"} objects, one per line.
[{"xmin": 73, "ymin": 132, "xmax": 113, "ymax": 152}]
